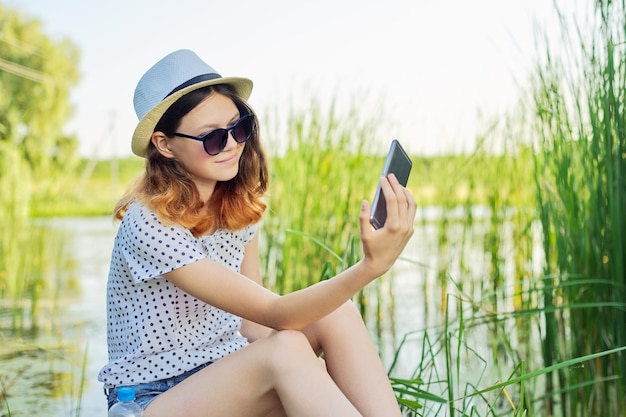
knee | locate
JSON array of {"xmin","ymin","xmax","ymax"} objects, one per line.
[
  {"xmin": 268, "ymin": 329, "xmax": 313, "ymax": 357},
  {"xmin": 304, "ymin": 300, "xmax": 365, "ymax": 351},
  {"xmin": 325, "ymin": 300, "xmax": 363, "ymax": 327},
  {"xmin": 337, "ymin": 299, "xmax": 362, "ymax": 318},
  {"xmin": 266, "ymin": 330, "xmax": 322, "ymax": 372}
]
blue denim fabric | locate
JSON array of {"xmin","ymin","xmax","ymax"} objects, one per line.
[{"xmin": 106, "ymin": 362, "xmax": 212, "ymax": 410}]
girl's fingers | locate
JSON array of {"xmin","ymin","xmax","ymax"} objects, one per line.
[
  {"xmin": 361, "ymin": 174, "xmax": 416, "ymax": 238},
  {"xmin": 359, "ymin": 199, "xmax": 372, "ymax": 238},
  {"xmin": 404, "ymin": 186, "xmax": 417, "ymax": 223},
  {"xmin": 383, "ymin": 174, "xmax": 412, "ymax": 230}
]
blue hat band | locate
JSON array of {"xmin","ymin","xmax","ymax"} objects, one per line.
[{"xmin": 165, "ymin": 73, "xmax": 222, "ymax": 99}]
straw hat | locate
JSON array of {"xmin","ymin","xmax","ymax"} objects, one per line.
[{"xmin": 131, "ymin": 49, "xmax": 253, "ymax": 157}]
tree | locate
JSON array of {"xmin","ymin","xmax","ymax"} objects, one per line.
[{"xmin": 0, "ymin": 3, "xmax": 80, "ymax": 175}]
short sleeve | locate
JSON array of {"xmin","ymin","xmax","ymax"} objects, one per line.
[
  {"xmin": 240, "ymin": 222, "xmax": 259, "ymax": 245},
  {"xmin": 116, "ymin": 203, "xmax": 205, "ymax": 282}
]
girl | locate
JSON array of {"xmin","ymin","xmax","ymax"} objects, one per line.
[{"xmin": 99, "ymin": 49, "xmax": 416, "ymax": 417}]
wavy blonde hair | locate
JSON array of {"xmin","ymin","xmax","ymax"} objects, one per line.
[{"xmin": 114, "ymin": 85, "xmax": 268, "ymax": 236}]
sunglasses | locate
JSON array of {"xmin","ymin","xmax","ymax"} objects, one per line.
[{"xmin": 173, "ymin": 114, "xmax": 254, "ymax": 156}]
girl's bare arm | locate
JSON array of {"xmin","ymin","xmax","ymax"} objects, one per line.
[{"xmin": 163, "ymin": 174, "xmax": 416, "ymax": 331}]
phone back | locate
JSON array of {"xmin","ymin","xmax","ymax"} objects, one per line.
[{"xmin": 369, "ymin": 140, "xmax": 413, "ymax": 229}]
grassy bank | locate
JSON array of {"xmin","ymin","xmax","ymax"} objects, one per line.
[{"xmin": 31, "ymin": 149, "xmax": 536, "ymax": 219}]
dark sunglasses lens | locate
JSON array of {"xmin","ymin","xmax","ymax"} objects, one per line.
[
  {"xmin": 232, "ymin": 115, "xmax": 253, "ymax": 143},
  {"xmin": 203, "ymin": 130, "xmax": 228, "ymax": 155}
]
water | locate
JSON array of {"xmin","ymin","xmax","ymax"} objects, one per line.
[
  {"xmin": 1, "ymin": 217, "xmax": 115, "ymax": 416},
  {"xmin": 0, "ymin": 210, "xmax": 538, "ymax": 416}
]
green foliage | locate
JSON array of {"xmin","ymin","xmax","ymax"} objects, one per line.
[
  {"xmin": 39, "ymin": 152, "xmax": 535, "ymax": 218},
  {"xmin": 0, "ymin": 3, "xmax": 79, "ymax": 332},
  {"xmin": 260, "ymin": 97, "xmax": 382, "ymax": 293},
  {"xmin": 31, "ymin": 156, "xmax": 145, "ymax": 217},
  {"xmin": 257, "ymin": 96, "xmax": 536, "ymax": 299},
  {"xmin": 0, "ymin": 3, "xmax": 80, "ymax": 175},
  {"xmin": 529, "ymin": 1, "xmax": 626, "ymax": 415}
]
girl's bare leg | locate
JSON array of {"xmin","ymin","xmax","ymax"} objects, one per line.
[
  {"xmin": 143, "ymin": 330, "xmax": 362, "ymax": 417},
  {"xmin": 302, "ymin": 301, "xmax": 403, "ymax": 417}
]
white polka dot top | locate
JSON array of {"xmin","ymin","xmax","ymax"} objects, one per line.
[{"xmin": 98, "ymin": 202, "xmax": 257, "ymax": 388}]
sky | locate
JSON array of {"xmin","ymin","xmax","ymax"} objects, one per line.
[{"xmin": 4, "ymin": 0, "xmax": 567, "ymax": 158}]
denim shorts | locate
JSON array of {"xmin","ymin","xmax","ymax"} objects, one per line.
[{"xmin": 106, "ymin": 362, "xmax": 212, "ymax": 410}]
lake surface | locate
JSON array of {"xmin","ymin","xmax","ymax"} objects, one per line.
[{"xmin": 1, "ymin": 209, "xmax": 534, "ymax": 416}]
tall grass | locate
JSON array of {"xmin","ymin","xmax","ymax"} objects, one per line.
[
  {"xmin": 389, "ymin": 283, "xmax": 626, "ymax": 417},
  {"xmin": 259, "ymin": 96, "xmax": 396, "ymax": 329},
  {"xmin": 392, "ymin": 2, "xmax": 626, "ymax": 414},
  {"xmin": 529, "ymin": 1, "xmax": 626, "ymax": 415},
  {"xmin": 0, "ymin": 141, "xmax": 65, "ymax": 332},
  {"xmin": 256, "ymin": 94, "xmax": 563, "ymax": 415},
  {"xmin": 389, "ymin": 0, "xmax": 626, "ymax": 414}
]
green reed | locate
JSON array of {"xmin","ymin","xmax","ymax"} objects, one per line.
[
  {"xmin": 260, "ymin": 98, "xmax": 384, "ymax": 294},
  {"xmin": 0, "ymin": 141, "xmax": 66, "ymax": 333},
  {"xmin": 388, "ymin": 270, "xmax": 626, "ymax": 416},
  {"xmin": 398, "ymin": 2, "xmax": 626, "ymax": 414},
  {"xmin": 528, "ymin": 1, "xmax": 626, "ymax": 415},
  {"xmin": 256, "ymin": 92, "xmax": 550, "ymax": 415}
]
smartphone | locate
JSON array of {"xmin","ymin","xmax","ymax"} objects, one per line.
[{"xmin": 369, "ymin": 139, "xmax": 413, "ymax": 229}]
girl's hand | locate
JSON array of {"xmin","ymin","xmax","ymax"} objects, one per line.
[{"xmin": 359, "ymin": 174, "xmax": 416, "ymax": 277}]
